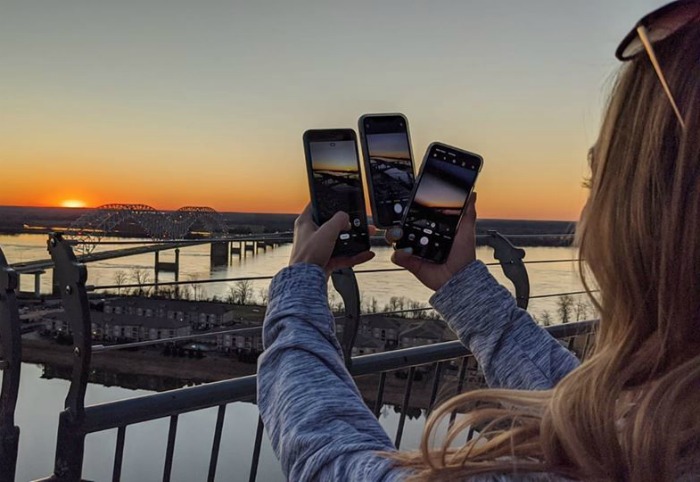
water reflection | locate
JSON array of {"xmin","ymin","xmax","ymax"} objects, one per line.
[{"xmin": 41, "ymin": 362, "xmax": 208, "ymax": 392}]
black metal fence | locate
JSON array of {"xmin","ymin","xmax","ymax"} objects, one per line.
[{"xmin": 0, "ymin": 232, "xmax": 596, "ymax": 481}]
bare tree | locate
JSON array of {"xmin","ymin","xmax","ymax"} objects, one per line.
[
  {"xmin": 159, "ymin": 287, "xmax": 176, "ymax": 299},
  {"xmin": 362, "ymin": 296, "xmax": 379, "ymax": 315},
  {"xmin": 226, "ymin": 286, "xmax": 236, "ymax": 304},
  {"xmin": 188, "ymin": 275, "xmax": 204, "ymax": 301},
  {"xmin": 407, "ymin": 300, "xmax": 425, "ymax": 319},
  {"xmin": 575, "ymin": 298, "xmax": 590, "ymax": 321},
  {"xmin": 328, "ymin": 292, "xmax": 344, "ymax": 313},
  {"xmin": 228, "ymin": 280, "xmax": 253, "ymax": 305},
  {"xmin": 557, "ymin": 295, "xmax": 574, "ymax": 324},
  {"xmin": 113, "ymin": 270, "xmax": 128, "ymax": 296},
  {"xmin": 258, "ymin": 287, "xmax": 269, "ymax": 306},
  {"xmin": 386, "ymin": 297, "xmax": 406, "ymax": 316},
  {"xmin": 540, "ymin": 310, "xmax": 553, "ymax": 327},
  {"xmin": 130, "ymin": 267, "xmax": 152, "ymax": 296}
]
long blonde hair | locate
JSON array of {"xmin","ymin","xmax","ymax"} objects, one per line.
[{"xmin": 393, "ymin": 23, "xmax": 700, "ymax": 481}]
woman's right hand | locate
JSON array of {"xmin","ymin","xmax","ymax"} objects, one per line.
[
  {"xmin": 392, "ymin": 193, "xmax": 477, "ymax": 291},
  {"xmin": 289, "ymin": 204, "xmax": 375, "ymax": 277}
]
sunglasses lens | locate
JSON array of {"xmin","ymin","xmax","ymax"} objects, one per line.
[
  {"xmin": 620, "ymin": 3, "xmax": 700, "ymax": 59},
  {"xmin": 620, "ymin": 38, "xmax": 645, "ymax": 59}
]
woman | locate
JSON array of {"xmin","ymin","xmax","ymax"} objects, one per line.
[{"xmin": 257, "ymin": 2, "xmax": 700, "ymax": 480}]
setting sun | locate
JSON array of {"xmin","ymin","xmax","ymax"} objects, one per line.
[{"xmin": 61, "ymin": 200, "xmax": 87, "ymax": 208}]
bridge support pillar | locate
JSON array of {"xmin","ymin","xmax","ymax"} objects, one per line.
[
  {"xmin": 33, "ymin": 271, "xmax": 43, "ymax": 298},
  {"xmin": 230, "ymin": 242, "xmax": 242, "ymax": 260},
  {"xmin": 174, "ymin": 249, "xmax": 180, "ymax": 298},
  {"xmin": 154, "ymin": 251, "xmax": 160, "ymax": 289},
  {"xmin": 175, "ymin": 249, "xmax": 180, "ymax": 281},
  {"xmin": 244, "ymin": 241, "xmax": 255, "ymax": 257},
  {"xmin": 154, "ymin": 249, "xmax": 180, "ymax": 296},
  {"xmin": 210, "ymin": 242, "xmax": 229, "ymax": 267}
]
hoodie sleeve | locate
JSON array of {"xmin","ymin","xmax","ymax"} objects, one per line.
[
  {"xmin": 257, "ymin": 263, "xmax": 409, "ymax": 482},
  {"xmin": 430, "ymin": 261, "xmax": 580, "ymax": 390}
]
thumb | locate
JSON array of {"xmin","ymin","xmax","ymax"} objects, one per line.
[
  {"xmin": 391, "ymin": 249, "xmax": 423, "ymax": 276},
  {"xmin": 316, "ymin": 211, "xmax": 350, "ymax": 245}
]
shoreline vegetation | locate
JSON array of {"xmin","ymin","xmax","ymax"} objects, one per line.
[
  {"xmin": 21, "ymin": 271, "xmax": 595, "ymax": 400},
  {"xmin": 23, "ymin": 336, "xmax": 485, "ymax": 412}
]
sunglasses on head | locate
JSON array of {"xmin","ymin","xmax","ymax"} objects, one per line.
[{"xmin": 616, "ymin": 0, "xmax": 700, "ymax": 130}]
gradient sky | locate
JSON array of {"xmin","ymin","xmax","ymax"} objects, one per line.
[
  {"xmin": 0, "ymin": 0, "xmax": 666, "ymax": 220},
  {"xmin": 367, "ymin": 133, "xmax": 411, "ymax": 160},
  {"xmin": 310, "ymin": 141, "xmax": 358, "ymax": 172},
  {"xmin": 414, "ymin": 160, "xmax": 477, "ymax": 209}
]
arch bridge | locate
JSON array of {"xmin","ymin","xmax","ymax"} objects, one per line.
[{"xmin": 69, "ymin": 204, "xmax": 230, "ymax": 253}]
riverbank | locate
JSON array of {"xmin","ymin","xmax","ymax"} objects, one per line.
[{"xmin": 22, "ymin": 337, "xmax": 258, "ymax": 389}]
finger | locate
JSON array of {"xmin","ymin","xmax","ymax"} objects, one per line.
[
  {"xmin": 391, "ymin": 249, "xmax": 424, "ymax": 275},
  {"xmin": 328, "ymin": 251, "xmax": 375, "ymax": 272},
  {"xmin": 295, "ymin": 204, "xmax": 314, "ymax": 224},
  {"xmin": 368, "ymin": 225, "xmax": 378, "ymax": 236},
  {"xmin": 454, "ymin": 192, "xmax": 477, "ymax": 245},
  {"xmin": 315, "ymin": 211, "xmax": 351, "ymax": 245},
  {"xmin": 467, "ymin": 191, "xmax": 477, "ymax": 218},
  {"xmin": 300, "ymin": 203, "xmax": 313, "ymax": 218},
  {"xmin": 294, "ymin": 204, "xmax": 318, "ymax": 235},
  {"xmin": 384, "ymin": 226, "xmax": 403, "ymax": 244},
  {"xmin": 347, "ymin": 250, "xmax": 375, "ymax": 266}
]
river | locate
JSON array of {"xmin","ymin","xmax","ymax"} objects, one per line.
[{"xmin": 1, "ymin": 234, "xmax": 587, "ymax": 481}]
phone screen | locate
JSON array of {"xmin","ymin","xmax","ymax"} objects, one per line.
[
  {"xmin": 396, "ymin": 144, "xmax": 481, "ymax": 263},
  {"xmin": 307, "ymin": 135, "xmax": 370, "ymax": 256},
  {"xmin": 362, "ymin": 116, "xmax": 415, "ymax": 227}
]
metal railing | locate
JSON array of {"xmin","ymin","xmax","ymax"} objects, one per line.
[
  {"xmin": 0, "ymin": 249, "xmax": 21, "ymax": 482},
  {"xmin": 0, "ymin": 232, "xmax": 596, "ymax": 481}
]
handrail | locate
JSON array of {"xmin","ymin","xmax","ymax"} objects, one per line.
[{"xmin": 81, "ymin": 320, "xmax": 596, "ymax": 433}]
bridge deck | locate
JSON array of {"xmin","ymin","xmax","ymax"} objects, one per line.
[{"xmin": 11, "ymin": 236, "xmax": 293, "ymax": 274}]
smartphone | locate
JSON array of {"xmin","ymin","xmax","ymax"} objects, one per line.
[
  {"xmin": 303, "ymin": 129, "xmax": 371, "ymax": 257},
  {"xmin": 358, "ymin": 114, "xmax": 415, "ymax": 229},
  {"xmin": 396, "ymin": 142, "xmax": 483, "ymax": 264}
]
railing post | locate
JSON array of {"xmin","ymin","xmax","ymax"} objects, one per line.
[
  {"xmin": 485, "ymin": 231, "xmax": 530, "ymax": 309},
  {"xmin": 0, "ymin": 248, "xmax": 21, "ymax": 482},
  {"xmin": 43, "ymin": 232, "xmax": 93, "ymax": 481},
  {"xmin": 331, "ymin": 268, "xmax": 360, "ymax": 367}
]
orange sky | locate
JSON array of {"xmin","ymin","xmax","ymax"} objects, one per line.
[
  {"xmin": 1, "ymin": 0, "xmax": 634, "ymax": 221},
  {"xmin": 1, "ymin": 113, "xmax": 591, "ymax": 220},
  {"xmin": 0, "ymin": 126, "xmax": 590, "ymax": 220}
]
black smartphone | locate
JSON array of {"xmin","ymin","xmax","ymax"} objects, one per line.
[
  {"xmin": 396, "ymin": 142, "xmax": 483, "ymax": 264},
  {"xmin": 303, "ymin": 129, "xmax": 371, "ymax": 257},
  {"xmin": 358, "ymin": 114, "xmax": 415, "ymax": 229}
]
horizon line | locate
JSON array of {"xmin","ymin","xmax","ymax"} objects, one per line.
[{"xmin": 0, "ymin": 204, "xmax": 579, "ymax": 224}]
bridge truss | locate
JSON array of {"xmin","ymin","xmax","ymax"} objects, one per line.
[{"xmin": 68, "ymin": 204, "xmax": 229, "ymax": 254}]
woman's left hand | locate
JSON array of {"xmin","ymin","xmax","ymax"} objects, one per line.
[{"xmin": 289, "ymin": 204, "xmax": 375, "ymax": 276}]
